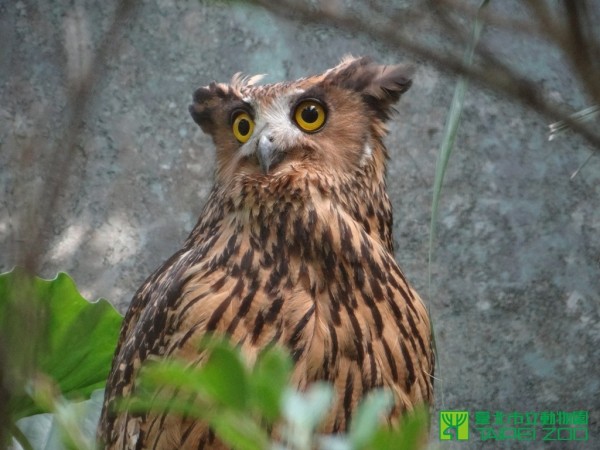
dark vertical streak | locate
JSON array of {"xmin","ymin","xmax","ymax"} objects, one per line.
[
  {"xmin": 343, "ymin": 369, "xmax": 354, "ymax": 428},
  {"xmin": 400, "ymin": 340, "xmax": 416, "ymax": 390},
  {"xmin": 206, "ymin": 297, "xmax": 232, "ymax": 332},
  {"xmin": 382, "ymin": 339, "xmax": 399, "ymax": 382}
]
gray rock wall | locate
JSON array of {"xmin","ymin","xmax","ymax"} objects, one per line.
[{"xmin": 1, "ymin": 1, "xmax": 598, "ymax": 448}]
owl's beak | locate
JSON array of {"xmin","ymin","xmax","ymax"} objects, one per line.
[{"xmin": 256, "ymin": 134, "xmax": 283, "ymax": 174}]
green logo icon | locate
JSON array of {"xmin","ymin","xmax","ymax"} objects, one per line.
[{"xmin": 440, "ymin": 411, "xmax": 469, "ymax": 440}]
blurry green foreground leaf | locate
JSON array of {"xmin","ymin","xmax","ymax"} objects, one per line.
[
  {"xmin": 369, "ymin": 406, "xmax": 430, "ymax": 450},
  {"xmin": 13, "ymin": 388, "xmax": 105, "ymax": 450},
  {"xmin": 250, "ymin": 346, "xmax": 293, "ymax": 422},
  {"xmin": 198, "ymin": 340, "xmax": 250, "ymax": 411},
  {"xmin": 0, "ymin": 268, "xmax": 123, "ymax": 420},
  {"xmin": 349, "ymin": 390, "xmax": 394, "ymax": 449},
  {"xmin": 125, "ymin": 340, "xmax": 283, "ymax": 450}
]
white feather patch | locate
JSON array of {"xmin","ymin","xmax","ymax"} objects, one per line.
[
  {"xmin": 239, "ymin": 89, "xmax": 306, "ymax": 157},
  {"xmin": 360, "ymin": 141, "xmax": 373, "ymax": 165}
]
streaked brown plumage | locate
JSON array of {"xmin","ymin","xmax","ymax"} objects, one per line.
[{"xmin": 98, "ymin": 56, "xmax": 434, "ymax": 449}]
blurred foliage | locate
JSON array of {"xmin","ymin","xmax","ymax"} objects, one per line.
[
  {"xmin": 0, "ymin": 269, "xmax": 122, "ymax": 449},
  {"xmin": 2, "ymin": 270, "xmax": 430, "ymax": 450},
  {"xmin": 13, "ymin": 385, "xmax": 104, "ymax": 450},
  {"xmin": 124, "ymin": 339, "xmax": 430, "ymax": 450}
]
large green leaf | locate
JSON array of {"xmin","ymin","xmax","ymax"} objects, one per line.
[{"xmin": 0, "ymin": 268, "xmax": 123, "ymax": 420}]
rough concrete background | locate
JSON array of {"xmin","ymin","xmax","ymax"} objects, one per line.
[{"xmin": 1, "ymin": 1, "xmax": 599, "ymax": 449}]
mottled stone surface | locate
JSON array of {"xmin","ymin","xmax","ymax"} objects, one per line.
[{"xmin": 1, "ymin": 1, "xmax": 598, "ymax": 448}]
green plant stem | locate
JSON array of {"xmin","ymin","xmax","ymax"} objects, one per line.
[
  {"xmin": 9, "ymin": 421, "xmax": 34, "ymax": 450},
  {"xmin": 427, "ymin": 0, "xmax": 490, "ymax": 408}
]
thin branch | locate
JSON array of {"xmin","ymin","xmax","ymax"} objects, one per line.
[
  {"xmin": 248, "ymin": 0, "xmax": 600, "ymax": 153},
  {"xmin": 437, "ymin": 0, "xmax": 556, "ymax": 38},
  {"xmin": 20, "ymin": 0, "xmax": 140, "ymax": 274},
  {"xmin": 523, "ymin": 0, "xmax": 564, "ymax": 42},
  {"xmin": 562, "ymin": 1, "xmax": 600, "ymax": 106}
]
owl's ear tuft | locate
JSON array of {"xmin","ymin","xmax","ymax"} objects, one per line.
[
  {"xmin": 189, "ymin": 85, "xmax": 216, "ymax": 134},
  {"xmin": 328, "ymin": 56, "xmax": 414, "ymax": 121},
  {"xmin": 189, "ymin": 82, "xmax": 233, "ymax": 135}
]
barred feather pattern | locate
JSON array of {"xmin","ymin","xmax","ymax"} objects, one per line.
[
  {"xmin": 98, "ymin": 56, "xmax": 433, "ymax": 450},
  {"xmin": 98, "ymin": 164, "xmax": 433, "ymax": 449}
]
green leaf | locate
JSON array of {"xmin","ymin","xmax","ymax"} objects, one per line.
[
  {"xmin": 125, "ymin": 342, "xmax": 270, "ymax": 450},
  {"xmin": 197, "ymin": 342, "xmax": 249, "ymax": 411},
  {"xmin": 125, "ymin": 359, "xmax": 208, "ymax": 418},
  {"xmin": 131, "ymin": 339, "xmax": 250, "ymax": 414},
  {"xmin": 369, "ymin": 407, "xmax": 429, "ymax": 450},
  {"xmin": 348, "ymin": 390, "xmax": 393, "ymax": 449},
  {"xmin": 209, "ymin": 410, "xmax": 270, "ymax": 450},
  {"xmin": 137, "ymin": 359, "xmax": 208, "ymax": 394},
  {"xmin": 0, "ymin": 268, "xmax": 123, "ymax": 420},
  {"xmin": 249, "ymin": 346, "xmax": 292, "ymax": 422}
]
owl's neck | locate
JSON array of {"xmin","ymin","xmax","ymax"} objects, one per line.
[{"xmin": 188, "ymin": 157, "xmax": 394, "ymax": 254}]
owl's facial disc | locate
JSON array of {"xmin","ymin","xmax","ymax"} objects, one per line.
[{"xmin": 237, "ymin": 90, "xmax": 326, "ymax": 174}]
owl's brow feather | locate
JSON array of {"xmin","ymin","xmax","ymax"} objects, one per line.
[{"xmin": 226, "ymin": 101, "xmax": 255, "ymax": 125}]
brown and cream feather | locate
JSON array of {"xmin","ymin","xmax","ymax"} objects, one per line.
[{"xmin": 98, "ymin": 56, "xmax": 433, "ymax": 449}]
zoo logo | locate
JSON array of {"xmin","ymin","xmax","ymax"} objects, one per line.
[{"xmin": 440, "ymin": 411, "xmax": 469, "ymax": 440}]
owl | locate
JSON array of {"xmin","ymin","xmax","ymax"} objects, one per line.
[{"xmin": 98, "ymin": 56, "xmax": 434, "ymax": 449}]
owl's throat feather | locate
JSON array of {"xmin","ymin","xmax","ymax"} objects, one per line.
[{"xmin": 193, "ymin": 160, "xmax": 395, "ymax": 257}]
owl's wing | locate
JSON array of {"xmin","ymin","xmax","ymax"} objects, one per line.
[{"xmin": 98, "ymin": 245, "xmax": 197, "ymax": 445}]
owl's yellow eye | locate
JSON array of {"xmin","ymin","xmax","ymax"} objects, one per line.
[
  {"xmin": 232, "ymin": 111, "xmax": 255, "ymax": 143},
  {"xmin": 293, "ymin": 100, "xmax": 326, "ymax": 133}
]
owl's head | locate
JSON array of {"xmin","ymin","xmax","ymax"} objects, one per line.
[{"xmin": 190, "ymin": 56, "xmax": 412, "ymax": 184}]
